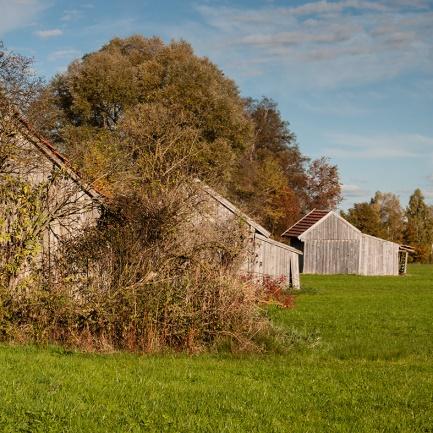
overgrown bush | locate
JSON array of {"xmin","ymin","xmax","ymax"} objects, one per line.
[
  {"xmin": 0, "ymin": 181, "xmax": 292, "ymax": 353},
  {"xmin": 1, "ymin": 65, "xmax": 303, "ymax": 353}
]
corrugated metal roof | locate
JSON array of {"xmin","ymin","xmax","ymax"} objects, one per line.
[{"xmin": 281, "ymin": 209, "xmax": 330, "ymax": 238}]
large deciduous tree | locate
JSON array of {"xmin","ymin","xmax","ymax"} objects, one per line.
[
  {"xmin": 0, "ymin": 42, "xmax": 43, "ymax": 109},
  {"xmin": 30, "ymin": 36, "xmax": 253, "ymax": 190},
  {"xmin": 370, "ymin": 191, "xmax": 405, "ymax": 243},
  {"xmin": 342, "ymin": 191, "xmax": 405, "ymax": 242},
  {"xmin": 342, "ymin": 201, "xmax": 385, "ymax": 238}
]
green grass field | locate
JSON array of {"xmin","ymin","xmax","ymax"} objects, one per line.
[{"xmin": 1, "ymin": 265, "xmax": 432, "ymax": 433}]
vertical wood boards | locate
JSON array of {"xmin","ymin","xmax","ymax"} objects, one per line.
[
  {"xmin": 301, "ymin": 212, "xmax": 362, "ymax": 241},
  {"xmin": 204, "ymin": 190, "xmax": 302, "ymax": 289},
  {"xmin": 303, "ymin": 240, "xmax": 360, "ymax": 274},
  {"xmin": 249, "ymin": 234, "xmax": 301, "ymax": 289},
  {"xmin": 298, "ymin": 212, "xmax": 400, "ymax": 276},
  {"xmin": 359, "ymin": 235, "xmax": 399, "ymax": 276}
]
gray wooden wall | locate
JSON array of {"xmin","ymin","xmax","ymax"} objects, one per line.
[
  {"xmin": 359, "ymin": 234, "xmax": 399, "ymax": 276},
  {"xmin": 205, "ymin": 189, "xmax": 302, "ymax": 288},
  {"xmin": 246, "ymin": 234, "xmax": 300, "ymax": 289},
  {"xmin": 303, "ymin": 239, "xmax": 360, "ymax": 274},
  {"xmin": 301, "ymin": 212, "xmax": 362, "ymax": 241},
  {"xmin": 299, "ymin": 212, "xmax": 399, "ymax": 276}
]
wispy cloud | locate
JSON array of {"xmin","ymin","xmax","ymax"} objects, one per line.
[
  {"xmin": 35, "ymin": 28, "xmax": 63, "ymax": 38},
  {"xmin": 61, "ymin": 9, "xmax": 81, "ymax": 22},
  {"xmin": 192, "ymin": 1, "xmax": 433, "ymax": 89},
  {"xmin": 0, "ymin": 0, "xmax": 48, "ymax": 37},
  {"xmin": 60, "ymin": 4, "xmax": 94, "ymax": 22},
  {"xmin": 325, "ymin": 132, "xmax": 433, "ymax": 159},
  {"xmin": 48, "ymin": 48, "xmax": 80, "ymax": 61},
  {"xmin": 342, "ymin": 183, "xmax": 370, "ymax": 198},
  {"xmin": 289, "ymin": 0, "xmax": 389, "ymax": 16}
]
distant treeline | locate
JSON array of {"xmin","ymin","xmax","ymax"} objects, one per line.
[{"xmin": 342, "ymin": 190, "xmax": 433, "ymax": 263}]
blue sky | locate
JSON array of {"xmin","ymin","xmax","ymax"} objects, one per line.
[{"xmin": 2, "ymin": 0, "xmax": 433, "ymax": 209}]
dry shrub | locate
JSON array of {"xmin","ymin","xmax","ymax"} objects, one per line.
[
  {"xmin": 261, "ymin": 275, "xmax": 296, "ymax": 309},
  {"xmin": 0, "ymin": 181, "xmax": 280, "ymax": 353}
]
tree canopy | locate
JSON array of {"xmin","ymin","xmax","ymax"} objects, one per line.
[
  {"xmin": 26, "ymin": 35, "xmax": 341, "ymax": 237},
  {"xmin": 31, "ymin": 36, "xmax": 252, "ymax": 186},
  {"xmin": 343, "ymin": 189, "xmax": 433, "ymax": 263},
  {"xmin": 405, "ymin": 189, "xmax": 433, "ymax": 262},
  {"xmin": 230, "ymin": 97, "xmax": 341, "ymax": 236}
]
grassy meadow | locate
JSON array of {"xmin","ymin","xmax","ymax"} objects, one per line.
[{"xmin": 0, "ymin": 265, "xmax": 432, "ymax": 432}]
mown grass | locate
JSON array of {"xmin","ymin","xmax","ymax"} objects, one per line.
[{"xmin": 1, "ymin": 265, "xmax": 432, "ymax": 432}]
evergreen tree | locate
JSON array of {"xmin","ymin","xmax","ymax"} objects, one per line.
[{"xmin": 405, "ymin": 189, "xmax": 433, "ymax": 262}]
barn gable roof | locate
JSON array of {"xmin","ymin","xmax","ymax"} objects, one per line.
[
  {"xmin": 199, "ymin": 182, "xmax": 271, "ymax": 238},
  {"xmin": 11, "ymin": 110, "xmax": 104, "ymax": 203},
  {"xmin": 283, "ymin": 209, "xmax": 406, "ymax": 249},
  {"xmin": 281, "ymin": 209, "xmax": 330, "ymax": 238}
]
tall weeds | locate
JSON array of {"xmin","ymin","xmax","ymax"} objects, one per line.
[{"xmin": 0, "ymin": 182, "xmax": 279, "ymax": 353}]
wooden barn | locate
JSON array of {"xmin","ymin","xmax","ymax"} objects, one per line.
[
  {"xmin": 2, "ymin": 110, "xmax": 302, "ymax": 288},
  {"xmin": 200, "ymin": 184, "xmax": 302, "ymax": 288},
  {"xmin": 282, "ymin": 209, "xmax": 407, "ymax": 276},
  {"xmin": 1, "ymin": 109, "xmax": 102, "ymax": 289}
]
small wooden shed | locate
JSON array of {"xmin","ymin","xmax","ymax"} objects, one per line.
[
  {"xmin": 201, "ymin": 185, "xmax": 302, "ymax": 288},
  {"xmin": 282, "ymin": 209, "xmax": 403, "ymax": 276}
]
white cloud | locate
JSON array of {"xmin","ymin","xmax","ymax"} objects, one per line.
[
  {"xmin": 48, "ymin": 48, "xmax": 80, "ymax": 61},
  {"xmin": 35, "ymin": 28, "xmax": 63, "ymax": 38},
  {"xmin": 326, "ymin": 132, "xmax": 433, "ymax": 159},
  {"xmin": 289, "ymin": 0, "xmax": 389, "ymax": 16},
  {"xmin": 192, "ymin": 1, "xmax": 433, "ymax": 89},
  {"xmin": 342, "ymin": 183, "xmax": 370, "ymax": 197},
  {"xmin": 0, "ymin": 0, "xmax": 48, "ymax": 36}
]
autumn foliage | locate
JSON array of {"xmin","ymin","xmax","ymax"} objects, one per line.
[{"xmin": 28, "ymin": 36, "xmax": 342, "ymax": 238}]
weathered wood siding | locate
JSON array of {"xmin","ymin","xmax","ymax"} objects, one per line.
[
  {"xmin": 14, "ymin": 134, "xmax": 101, "ymax": 253},
  {"xmin": 301, "ymin": 212, "xmax": 362, "ymax": 241},
  {"xmin": 247, "ymin": 234, "xmax": 300, "ymax": 289},
  {"xmin": 201, "ymin": 186, "xmax": 302, "ymax": 288},
  {"xmin": 303, "ymin": 239, "xmax": 360, "ymax": 274},
  {"xmin": 295, "ymin": 211, "xmax": 400, "ymax": 276},
  {"xmin": 359, "ymin": 234, "xmax": 399, "ymax": 276}
]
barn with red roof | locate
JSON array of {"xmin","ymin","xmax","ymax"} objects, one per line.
[{"xmin": 282, "ymin": 210, "xmax": 408, "ymax": 276}]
